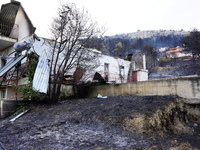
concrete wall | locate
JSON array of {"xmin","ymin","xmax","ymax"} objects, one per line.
[
  {"xmin": 60, "ymin": 85, "xmax": 74, "ymax": 99},
  {"xmin": 0, "ymin": 87, "xmax": 17, "ymax": 118},
  {"xmin": 0, "ymin": 78, "xmax": 28, "ymax": 118},
  {"xmin": 137, "ymin": 70, "xmax": 148, "ymax": 81},
  {"xmin": 1, "ymin": 100, "xmax": 17, "ymax": 118},
  {"xmin": 86, "ymin": 76, "xmax": 200, "ymax": 103}
]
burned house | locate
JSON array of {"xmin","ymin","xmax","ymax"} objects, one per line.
[
  {"xmin": 0, "ymin": 1, "xmax": 148, "ymax": 117},
  {"xmin": 0, "ymin": 1, "xmax": 37, "ymax": 117}
]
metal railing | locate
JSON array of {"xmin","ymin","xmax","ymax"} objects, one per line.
[
  {"xmin": 65, "ymin": 70, "xmax": 132, "ymax": 84},
  {"xmin": 0, "ymin": 22, "xmax": 13, "ymax": 37}
]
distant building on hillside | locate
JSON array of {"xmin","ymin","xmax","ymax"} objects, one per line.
[{"xmin": 166, "ymin": 46, "xmax": 191, "ymax": 58}]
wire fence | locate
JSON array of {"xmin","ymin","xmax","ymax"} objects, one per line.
[
  {"xmin": 0, "ymin": 22, "xmax": 13, "ymax": 37},
  {"xmin": 64, "ymin": 70, "xmax": 133, "ymax": 84}
]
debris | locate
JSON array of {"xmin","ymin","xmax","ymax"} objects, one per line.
[
  {"xmin": 10, "ymin": 109, "xmax": 30, "ymax": 122},
  {"xmin": 194, "ymin": 123, "xmax": 198, "ymax": 127},
  {"xmin": 93, "ymin": 72, "xmax": 106, "ymax": 84},
  {"xmin": 106, "ymin": 81, "xmax": 116, "ymax": 84},
  {"xmin": 33, "ymin": 53, "xmax": 51, "ymax": 94},
  {"xmin": 97, "ymin": 94, "xmax": 107, "ymax": 99},
  {"xmin": 0, "ymin": 141, "xmax": 7, "ymax": 150}
]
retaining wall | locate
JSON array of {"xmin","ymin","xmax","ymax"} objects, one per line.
[
  {"xmin": 86, "ymin": 76, "xmax": 200, "ymax": 104},
  {"xmin": 1, "ymin": 76, "xmax": 200, "ymax": 118}
]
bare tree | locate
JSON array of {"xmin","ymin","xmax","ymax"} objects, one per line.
[
  {"xmin": 131, "ymin": 50, "xmax": 143, "ymax": 70},
  {"xmin": 48, "ymin": 3, "xmax": 104, "ymax": 103}
]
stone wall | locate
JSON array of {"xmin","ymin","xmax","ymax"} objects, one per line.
[{"xmin": 86, "ymin": 76, "xmax": 200, "ymax": 104}]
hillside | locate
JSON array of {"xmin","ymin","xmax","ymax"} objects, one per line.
[
  {"xmin": 87, "ymin": 30, "xmax": 189, "ymax": 58},
  {"xmin": 150, "ymin": 59, "xmax": 200, "ymax": 79},
  {"xmin": 110, "ymin": 29, "xmax": 188, "ymax": 39}
]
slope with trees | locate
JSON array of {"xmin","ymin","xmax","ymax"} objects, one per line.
[
  {"xmin": 182, "ymin": 28, "xmax": 200, "ymax": 63},
  {"xmin": 87, "ymin": 30, "xmax": 188, "ymax": 59}
]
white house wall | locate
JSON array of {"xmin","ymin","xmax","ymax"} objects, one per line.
[
  {"xmin": 83, "ymin": 54, "xmax": 131, "ymax": 83},
  {"xmin": 137, "ymin": 70, "xmax": 148, "ymax": 81},
  {"xmin": 14, "ymin": 7, "xmax": 33, "ymax": 41}
]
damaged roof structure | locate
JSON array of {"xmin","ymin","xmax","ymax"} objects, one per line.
[
  {"xmin": 0, "ymin": 1, "xmax": 148, "ymax": 118},
  {"xmin": 0, "ymin": 1, "xmax": 39, "ymax": 118}
]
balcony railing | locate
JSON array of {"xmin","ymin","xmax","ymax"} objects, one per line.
[{"xmin": 0, "ymin": 22, "xmax": 13, "ymax": 37}]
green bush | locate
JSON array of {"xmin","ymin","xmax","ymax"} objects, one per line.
[
  {"xmin": 17, "ymin": 59, "xmax": 40, "ymax": 100},
  {"xmin": 159, "ymin": 57, "xmax": 172, "ymax": 66}
]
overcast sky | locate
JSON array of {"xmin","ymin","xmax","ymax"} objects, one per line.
[{"xmin": 1, "ymin": 0, "xmax": 200, "ymax": 38}]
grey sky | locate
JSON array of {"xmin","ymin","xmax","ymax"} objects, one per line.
[{"xmin": 1, "ymin": 0, "xmax": 200, "ymax": 37}]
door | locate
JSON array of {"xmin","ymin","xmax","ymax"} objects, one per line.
[{"xmin": 133, "ymin": 71, "xmax": 137, "ymax": 82}]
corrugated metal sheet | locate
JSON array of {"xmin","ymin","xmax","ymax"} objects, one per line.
[{"xmin": 33, "ymin": 53, "xmax": 50, "ymax": 94}]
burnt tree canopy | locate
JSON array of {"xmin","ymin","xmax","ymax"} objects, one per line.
[
  {"xmin": 182, "ymin": 29, "xmax": 200, "ymax": 57},
  {"xmin": 48, "ymin": 2, "xmax": 104, "ymax": 102}
]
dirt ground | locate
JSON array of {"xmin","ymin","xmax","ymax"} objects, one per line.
[{"xmin": 0, "ymin": 96, "xmax": 200, "ymax": 150}]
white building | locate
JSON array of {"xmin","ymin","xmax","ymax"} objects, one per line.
[{"xmin": 32, "ymin": 38, "xmax": 131, "ymax": 84}]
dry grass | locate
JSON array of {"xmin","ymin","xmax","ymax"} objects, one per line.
[
  {"xmin": 123, "ymin": 114, "xmax": 145, "ymax": 133},
  {"xmin": 122, "ymin": 101, "xmax": 197, "ymax": 137},
  {"xmin": 169, "ymin": 142, "xmax": 198, "ymax": 150}
]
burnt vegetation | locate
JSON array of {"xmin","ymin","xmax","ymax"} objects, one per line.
[
  {"xmin": 1, "ymin": 96, "xmax": 200, "ymax": 149},
  {"xmin": 84, "ymin": 30, "xmax": 186, "ymax": 59}
]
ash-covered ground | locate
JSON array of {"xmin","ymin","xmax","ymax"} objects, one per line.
[
  {"xmin": 0, "ymin": 96, "xmax": 200, "ymax": 150},
  {"xmin": 150, "ymin": 59, "xmax": 200, "ymax": 79}
]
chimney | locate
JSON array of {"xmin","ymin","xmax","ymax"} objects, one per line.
[
  {"xmin": 143, "ymin": 54, "xmax": 146, "ymax": 70},
  {"xmin": 133, "ymin": 61, "xmax": 136, "ymax": 71},
  {"xmin": 11, "ymin": 0, "xmax": 15, "ymax": 2}
]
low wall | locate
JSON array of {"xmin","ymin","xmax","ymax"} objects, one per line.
[
  {"xmin": 60, "ymin": 85, "xmax": 74, "ymax": 99},
  {"xmin": 1, "ymin": 100, "xmax": 17, "ymax": 118},
  {"xmin": 86, "ymin": 76, "xmax": 200, "ymax": 104}
]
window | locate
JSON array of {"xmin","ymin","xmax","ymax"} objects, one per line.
[
  {"xmin": 119, "ymin": 66, "xmax": 124, "ymax": 76},
  {"xmin": 119, "ymin": 66, "xmax": 124, "ymax": 83},
  {"xmin": 104, "ymin": 63, "xmax": 109, "ymax": 81},
  {"xmin": 2, "ymin": 89, "xmax": 6, "ymax": 99}
]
